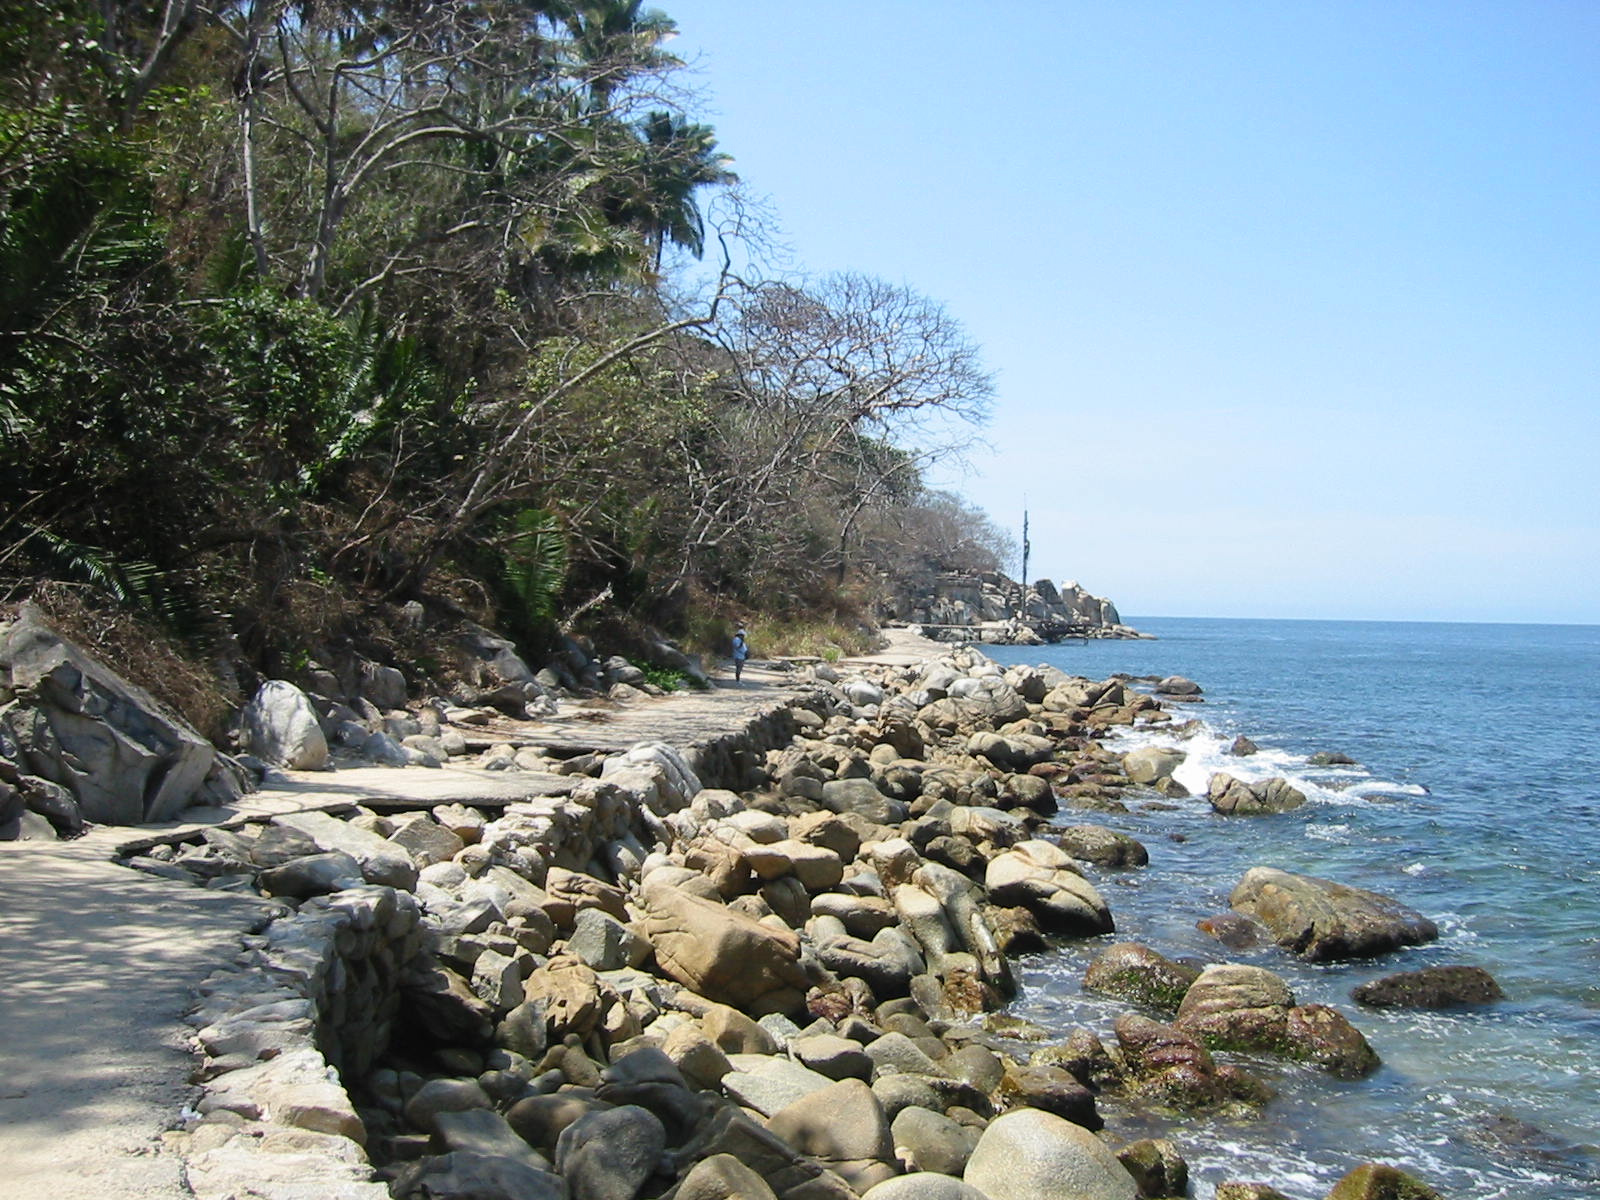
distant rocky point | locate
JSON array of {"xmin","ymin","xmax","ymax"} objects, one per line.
[{"xmin": 881, "ymin": 571, "xmax": 1148, "ymax": 644}]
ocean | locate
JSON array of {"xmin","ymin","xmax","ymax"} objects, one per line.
[{"xmin": 981, "ymin": 617, "xmax": 1600, "ymax": 1200}]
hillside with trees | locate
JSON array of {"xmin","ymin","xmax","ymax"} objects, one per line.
[{"xmin": 1, "ymin": 0, "xmax": 1012, "ymax": 721}]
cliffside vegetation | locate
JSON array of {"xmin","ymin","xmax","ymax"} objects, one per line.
[{"xmin": 1, "ymin": 0, "xmax": 1010, "ymax": 713}]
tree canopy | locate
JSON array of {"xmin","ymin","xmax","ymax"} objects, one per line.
[{"xmin": 1, "ymin": 0, "xmax": 1004, "ymax": 679}]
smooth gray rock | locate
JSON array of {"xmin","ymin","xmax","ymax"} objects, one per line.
[
  {"xmin": 863, "ymin": 1175, "xmax": 990, "ymax": 1200},
  {"xmin": 258, "ymin": 851, "xmax": 365, "ymax": 899},
  {"xmin": 963, "ymin": 1108, "xmax": 1138, "ymax": 1200},
  {"xmin": 242, "ymin": 680, "xmax": 330, "ymax": 770},
  {"xmin": 0, "ymin": 608, "xmax": 232, "ymax": 821},
  {"xmin": 273, "ymin": 809, "xmax": 419, "ymax": 890},
  {"xmin": 554, "ymin": 1103, "xmax": 666, "ymax": 1200},
  {"xmin": 395, "ymin": 1151, "xmax": 565, "ymax": 1200},
  {"xmin": 891, "ymin": 1105, "xmax": 981, "ymax": 1176}
]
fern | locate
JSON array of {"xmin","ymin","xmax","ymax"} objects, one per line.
[{"xmin": 18, "ymin": 525, "xmax": 187, "ymax": 627}]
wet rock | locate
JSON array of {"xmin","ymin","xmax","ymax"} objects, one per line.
[
  {"xmin": 1230, "ymin": 867, "xmax": 1439, "ymax": 961},
  {"xmin": 1055, "ymin": 824, "xmax": 1149, "ymax": 868},
  {"xmin": 1122, "ymin": 747, "xmax": 1185, "ymax": 786},
  {"xmin": 1351, "ymin": 965, "xmax": 1504, "ymax": 1009},
  {"xmin": 1207, "ymin": 774, "xmax": 1306, "ymax": 815},
  {"xmin": 1116, "ymin": 1137, "xmax": 1188, "ymax": 1200},
  {"xmin": 1175, "ymin": 964, "xmax": 1380, "ymax": 1078},
  {"xmin": 1195, "ymin": 912, "xmax": 1265, "ymax": 950},
  {"xmin": 1112, "ymin": 1013, "xmax": 1251, "ymax": 1112},
  {"xmin": 964, "ymin": 1108, "xmax": 1139, "ymax": 1200},
  {"xmin": 1155, "ymin": 676, "xmax": 1201, "ymax": 696},
  {"xmin": 1228, "ymin": 736, "xmax": 1259, "ymax": 757},
  {"xmin": 1214, "ymin": 1186, "xmax": 1293, "ymax": 1200},
  {"xmin": 1325, "ymin": 1162, "xmax": 1445, "ymax": 1200},
  {"xmin": 1083, "ymin": 943, "xmax": 1200, "ymax": 1015},
  {"xmin": 1308, "ymin": 751, "xmax": 1359, "ymax": 766}
]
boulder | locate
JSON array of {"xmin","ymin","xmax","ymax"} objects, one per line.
[
  {"xmin": 1082, "ymin": 943, "xmax": 1200, "ymax": 1014},
  {"xmin": 1122, "ymin": 747, "xmax": 1185, "ymax": 786},
  {"xmin": 1351, "ymin": 965, "xmax": 1504, "ymax": 1009},
  {"xmin": 1116, "ymin": 1138, "xmax": 1187, "ymax": 1200},
  {"xmin": 890, "ymin": 1105, "xmax": 981, "ymax": 1176},
  {"xmin": 1325, "ymin": 1162, "xmax": 1445, "ymax": 1200},
  {"xmin": 1175, "ymin": 964, "xmax": 1380, "ymax": 1078},
  {"xmin": 393, "ymin": 1152, "xmax": 565, "ymax": 1200},
  {"xmin": 765, "ymin": 1079, "xmax": 898, "ymax": 1193},
  {"xmin": 1112, "ymin": 1013, "xmax": 1253, "ymax": 1112},
  {"xmin": 963, "ymin": 1108, "xmax": 1139, "ymax": 1200},
  {"xmin": 985, "ymin": 841, "xmax": 1113, "ymax": 935},
  {"xmin": 636, "ymin": 878, "xmax": 809, "ymax": 1015},
  {"xmin": 554, "ymin": 1104, "xmax": 666, "ymax": 1200},
  {"xmin": 1230, "ymin": 867, "xmax": 1439, "ymax": 961},
  {"xmin": 675, "ymin": 1154, "xmax": 780, "ymax": 1200},
  {"xmin": 1054, "ymin": 825, "xmax": 1148, "ymax": 868},
  {"xmin": 0, "ymin": 609, "xmax": 237, "ymax": 822},
  {"xmin": 862, "ymin": 1176, "xmax": 989, "ymax": 1200},
  {"xmin": 1154, "ymin": 676, "xmax": 1201, "ymax": 696},
  {"xmin": 272, "ymin": 810, "xmax": 419, "ymax": 891},
  {"xmin": 1207, "ymin": 774, "xmax": 1306, "ymax": 815},
  {"xmin": 242, "ymin": 680, "xmax": 331, "ymax": 770}
]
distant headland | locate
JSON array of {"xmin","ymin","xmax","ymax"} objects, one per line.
[{"xmin": 880, "ymin": 571, "xmax": 1150, "ymax": 643}]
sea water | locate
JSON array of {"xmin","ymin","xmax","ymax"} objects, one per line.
[{"xmin": 982, "ymin": 617, "xmax": 1600, "ymax": 1200}]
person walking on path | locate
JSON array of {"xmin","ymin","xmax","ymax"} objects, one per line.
[{"xmin": 731, "ymin": 627, "xmax": 750, "ymax": 682}]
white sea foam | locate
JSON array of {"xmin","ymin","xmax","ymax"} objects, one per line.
[{"xmin": 1403, "ymin": 861, "xmax": 1427, "ymax": 874}]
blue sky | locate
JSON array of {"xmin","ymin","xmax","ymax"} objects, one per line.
[{"xmin": 664, "ymin": 2, "xmax": 1600, "ymax": 623}]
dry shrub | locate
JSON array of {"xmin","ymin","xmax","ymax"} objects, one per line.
[{"xmin": 13, "ymin": 583, "xmax": 239, "ymax": 743}]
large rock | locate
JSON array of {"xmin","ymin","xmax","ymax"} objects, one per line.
[
  {"xmin": 1230, "ymin": 867, "xmax": 1439, "ymax": 961},
  {"xmin": 636, "ymin": 878, "xmax": 810, "ymax": 1015},
  {"xmin": 1122, "ymin": 747, "xmax": 1185, "ymax": 786},
  {"xmin": 1207, "ymin": 774, "xmax": 1306, "ymax": 815},
  {"xmin": 554, "ymin": 1104, "xmax": 666, "ymax": 1200},
  {"xmin": 985, "ymin": 840, "xmax": 1113, "ymax": 935},
  {"xmin": 241, "ymin": 680, "xmax": 331, "ymax": 770},
  {"xmin": 1083, "ymin": 942, "xmax": 1200, "ymax": 1014},
  {"xmin": 765, "ymin": 1079, "xmax": 897, "ymax": 1193},
  {"xmin": 272, "ymin": 810, "xmax": 419, "ymax": 890},
  {"xmin": 963, "ymin": 1108, "xmax": 1138, "ymax": 1200},
  {"xmin": 1325, "ymin": 1162, "xmax": 1445, "ymax": 1200},
  {"xmin": 1054, "ymin": 825, "xmax": 1148, "ymax": 868},
  {"xmin": 1351, "ymin": 965, "xmax": 1504, "ymax": 1009},
  {"xmin": 1112, "ymin": 1013, "xmax": 1256, "ymax": 1112},
  {"xmin": 0, "ymin": 608, "xmax": 239, "ymax": 822},
  {"xmin": 1175, "ymin": 963, "xmax": 1380, "ymax": 1078}
]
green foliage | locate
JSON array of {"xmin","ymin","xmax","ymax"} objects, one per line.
[
  {"xmin": 638, "ymin": 662, "xmax": 691, "ymax": 692},
  {"xmin": 501, "ymin": 508, "xmax": 569, "ymax": 626}
]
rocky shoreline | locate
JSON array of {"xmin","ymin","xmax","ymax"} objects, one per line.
[{"xmin": 3, "ymin": 618, "xmax": 1465, "ymax": 1200}]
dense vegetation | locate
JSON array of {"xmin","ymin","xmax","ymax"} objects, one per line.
[{"xmin": 1, "ymin": 0, "xmax": 1010, "ymax": 700}]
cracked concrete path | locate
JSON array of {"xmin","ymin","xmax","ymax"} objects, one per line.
[{"xmin": 0, "ymin": 835, "xmax": 275, "ymax": 1200}]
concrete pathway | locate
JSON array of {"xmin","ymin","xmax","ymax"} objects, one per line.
[{"xmin": 0, "ymin": 835, "xmax": 274, "ymax": 1200}]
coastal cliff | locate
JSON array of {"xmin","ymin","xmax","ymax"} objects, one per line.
[{"xmin": 879, "ymin": 571, "xmax": 1148, "ymax": 643}]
